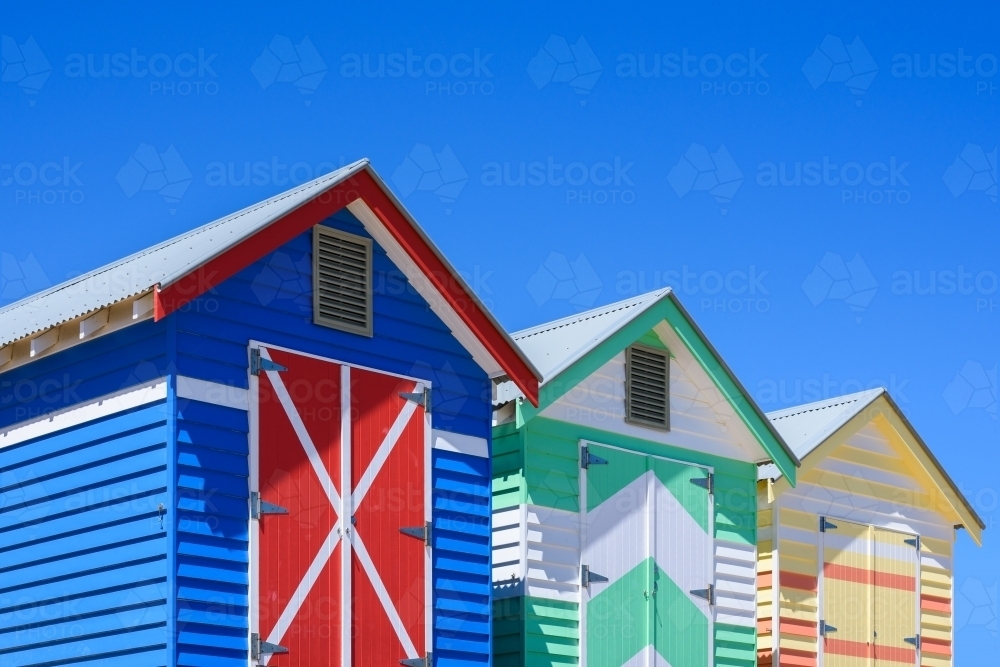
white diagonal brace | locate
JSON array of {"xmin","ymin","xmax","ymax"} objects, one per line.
[
  {"xmin": 352, "ymin": 530, "xmax": 418, "ymax": 659},
  {"xmin": 263, "ymin": 520, "xmax": 342, "ymax": 665},
  {"xmin": 351, "ymin": 383, "xmax": 422, "ymax": 509},
  {"xmin": 261, "ymin": 347, "xmax": 342, "ymax": 512}
]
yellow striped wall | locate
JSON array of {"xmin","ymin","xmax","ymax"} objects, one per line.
[{"xmin": 757, "ymin": 418, "xmax": 958, "ymax": 667}]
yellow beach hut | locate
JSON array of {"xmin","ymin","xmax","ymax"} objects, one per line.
[{"xmin": 755, "ymin": 388, "xmax": 983, "ymax": 667}]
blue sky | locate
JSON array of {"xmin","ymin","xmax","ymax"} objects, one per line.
[{"xmin": 2, "ymin": 2, "xmax": 998, "ymax": 658}]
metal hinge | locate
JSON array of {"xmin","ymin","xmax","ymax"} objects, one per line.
[
  {"xmin": 580, "ymin": 445, "xmax": 609, "ymax": 469},
  {"xmin": 820, "ymin": 516, "xmax": 838, "ymax": 532},
  {"xmin": 904, "ymin": 536, "xmax": 921, "ymax": 549},
  {"xmin": 251, "ymin": 632, "xmax": 288, "ymax": 660},
  {"xmin": 904, "ymin": 635, "xmax": 920, "ymax": 649},
  {"xmin": 690, "ymin": 584, "xmax": 714, "ymax": 605},
  {"xmin": 400, "ymin": 521, "xmax": 431, "ymax": 544},
  {"xmin": 400, "ymin": 387, "xmax": 431, "ymax": 412},
  {"xmin": 250, "ymin": 348, "xmax": 288, "ymax": 376},
  {"xmin": 690, "ymin": 473, "xmax": 714, "ymax": 494},
  {"xmin": 820, "ymin": 620, "xmax": 838, "ymax": 636},
  {"xmin": 400, "ymin": 653, "xmax": 432, "ymax": 667},
  {"xmin": 581, "ymin": 564, "xmax": 609, "ymax": 588},
  {"xmin": 250, "ymin": 492, "xmax": 289, "ymax": 520}
]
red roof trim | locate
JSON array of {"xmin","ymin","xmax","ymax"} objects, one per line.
[{"xmin": 154, "ymin": 169, "xmax": 540, "ymax": 405}]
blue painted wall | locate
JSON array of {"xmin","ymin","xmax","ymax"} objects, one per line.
[
  {"xmin": 0, "ymin": 209, "xmax": 494, "ymax": 667},
  {"xmin": 0, "ymin": 322, "xmax": 171, "ymax": 667},
  {"xmin": 172, "ymin": 209, "xmax": 493, "ymax": 667}
]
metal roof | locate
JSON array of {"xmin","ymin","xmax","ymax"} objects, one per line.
[
  {"xmin": 0, "ymin": 160, "xmax": 370, "ymax": 348},
  {"xmin": 768, "ymin": 388, "xmax": 884, "ymax": 460},
  {"xmin": 511, "ymin": 288, "xmax": 671, "ymax": 383},
  {"xmin": 758, "ymin": 387, "xmax": 984, "ymax": 532}
]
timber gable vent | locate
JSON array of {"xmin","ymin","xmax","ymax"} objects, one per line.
[
  {"xmin": 312, "ymin": 226, "xmax": 373, "ymax": 336},
  {"xmin": 625, "ymin": 344, "xmax": 670, "ymax": 430}
]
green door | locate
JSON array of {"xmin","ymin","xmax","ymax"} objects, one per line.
[{"xmin": 581, "ymin": 443, "xmax": 713, "ymax": 667}]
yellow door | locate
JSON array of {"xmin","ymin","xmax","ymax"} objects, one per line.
[
  {"xmin": 821, "ymin": 518, "xmax": 872, "ymax": 667},
  {"xmin": 872, "ymin": 528, "xmax": 919, "ymax": 666}
]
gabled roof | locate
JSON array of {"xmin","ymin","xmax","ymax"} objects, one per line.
[
  {"xmin": 767, "ymin": 388, "xmax": 885, "ymax": 463},
  {"xmin": 0, "ymin": 161, "xmax": 541, "ymax": 404},
  {"xmin": 760, "ymin": 389, "xmax": 985, "ymax": 541},
  {"xmin": 512, "ymin": 288, "xmax": 670, "ymax": 383},
  {"xmin": 0, "ymin": 161, "xmax": 368, "ymax": 348},
  {"xmin": 499, "ymin": 289, "xmax": 799, "ymax": 481}
]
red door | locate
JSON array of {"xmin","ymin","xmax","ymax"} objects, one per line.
[{"xmin": 252, "ymin": 345, "xmax": 428, "ymax": 667}]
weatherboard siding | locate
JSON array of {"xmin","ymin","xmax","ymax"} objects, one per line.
[
  {"xmin": 491, "ymin": 413, "xmax": 759, "ymax": 667},
  {"xmin": 760, "ymin": 422, "xmax": 956, "ymax": 667},
  {"xmin": 174, "ymin": 208, "xmax": 494, "ymax": 667},
  {"xmin": 0, "ymin": 322, "xmax": 171, "ymax": 667},
  {"xmin": 0, "ymin": 399, "xmax": 171, "ymax": 667}
]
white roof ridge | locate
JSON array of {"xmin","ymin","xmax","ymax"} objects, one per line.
[
  {"xmin": 766, "ymin": 387, "xmax": 885, "ymax": 420},
  {"xmin": 513, "ymin": 287, "xmax": 671, "ymax": 340},
  {"xmin": 509, "ymin": 288, "xmax": 672, "ymax": 383}
]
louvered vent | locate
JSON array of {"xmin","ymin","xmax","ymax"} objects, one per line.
[
  {"xmin": 313, "ymin": 227, "xmax": 373, "ymax": 336},
  {"xmin": 625, "ymin": 345, "xmax": 669, "ymax": 430}
]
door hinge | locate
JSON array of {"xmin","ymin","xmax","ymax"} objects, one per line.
[
  {"xmin": 690, "ymin": 472, "xmax": 713, "ymax": 494},
  {"xmin": 251, "ymin": 632, "xmax": 288, "ymax": 660},
  {"xmin": 400, "ymin": 387, "xmax": 431, "ymax": 412},
  {"xmin": 820, "ymin": 516, "xmax": 838, "ymax": 532},
  {"xmin": 400, "ymin": 653, "xmax": 432, "ymax": 667},
  {"xmin": 400, "ymin": 521, "xmax": 431, "ymax": 544},
  {"xmin": 250, "ymin": 348, "xmax": 288, "ymax": 376},
  {"xmin": 904, "ymin": 536, "xmax": 921, "ymax": 549},
  {"xmin": 820, "ymin": 620, "xmax": 838, "ymax": 636},
  {"xmin": 904, "ymin": 635, "xmax": 920, "ymax": 649},
  {"xmin": 580, "ymin": 445, "xmax": 609, "ymax": 469},
  {"xmin": 250, "ymin": 491, "xmax": 289, "ymax": 520},
  {"xmin": 581, "ymin": 564, "xmax": 609, "ymax": 588},
  {"xmin": 689, "ymin": 584, "xmax": 714, "ymax": 605}
]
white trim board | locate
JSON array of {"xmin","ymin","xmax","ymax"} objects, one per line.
[
  {"xmin": 347, "ymin": 199, "xmax": 505, "ymax": 379},
  {"xmin": 175, "ymin": 376, "xmax": 248, "ymax": 411},
  {"xmin": 432, "ymin": 430, "xmax": 488, "ymax": 458},
  {"xmin": 0, "ymin": 379, "xmax": 168, "ymax": 450}
]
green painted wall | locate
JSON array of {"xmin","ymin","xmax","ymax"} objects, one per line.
[{"xmin": 491, "ymin": 416, "xmax": 759, "ymax": 667}]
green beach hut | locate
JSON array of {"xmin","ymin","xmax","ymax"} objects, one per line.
[{"xmin": 491, "ymin": 288, "xmax": 799, "ymax": 667}]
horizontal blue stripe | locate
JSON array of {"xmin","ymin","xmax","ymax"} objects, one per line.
[
  {"xmin": 176, "ymin": 535, "xmax": 247, "ymax": 565},
  {"xmin": 0, "ymin": 404, "xmax": 168, "ymax": 470}
]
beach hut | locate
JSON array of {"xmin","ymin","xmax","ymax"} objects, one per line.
[
  {"xmin": 756, "ymin": 388, "xmax": 984, "ymax": 667},
  {"xmin": 490, "ymin": 289, "xmax": 799, "ymax": 667},
  {"xmin": 0, "ymin": 160, "xmax": 540, "ymax": 667}
]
